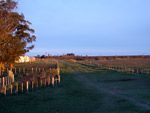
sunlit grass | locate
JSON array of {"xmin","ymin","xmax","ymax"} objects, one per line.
[{"xmin": 0, "ymin": 60, "xmax": 150, "ymax": 113}]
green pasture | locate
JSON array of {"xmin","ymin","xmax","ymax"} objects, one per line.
[{"xmin": 0, "ymin": 60, "xmax": 150, "ymax": 113}]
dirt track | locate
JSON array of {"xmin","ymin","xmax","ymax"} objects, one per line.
[{"xmin": 74, "ymin": 73, "xmax": 150, "ymax": 110}]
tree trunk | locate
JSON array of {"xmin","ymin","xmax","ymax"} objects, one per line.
[
  {"xmin": 9, "ymin": 63, "xmax": 14, "ymax": 70},
  {"xmin": 0, "ymin": 62, "xmax": 5, "ymax": 76},
  {"xmin": 0, "ymin": 63, "xmax": 1, "ymax": 76}
]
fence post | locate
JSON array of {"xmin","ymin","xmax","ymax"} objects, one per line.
[
  {"xmin": 32, "ymin": 68, "xmax": 33, "ymax": 72},
  {"xmin": 21, "ymin": 82, "xmax": 24, "ymax": 93},
  {"xmin": 2, "ymin": 77, "xmax": 5, "ymax": 87},
  {"xmin": 16, "ymin": 83, "xmax": 18, "ymax": 94},
  {"xmin": 4, "ymin": 86, "xmax": 6, "ymax": 96},
  {"xmin": 48, "ymin": 77, "xmax": 50, "ymax": 86},
  {"xmin": 58, "ymin": 75, "xmax": 60, "ymax": 86},
  {"xmin": 11, "ymin": 85, "xmax": 13, "ymax": 94},
  {"xmin": 40, "ymin": 79, "xmax": 42, "ymax": 87},
  {"xmin": 132, "ymin": 69, "xmax": 134, "ymax": 74},
  {"xmin": 52, "ymin": 77, "xmax": 54, "ymax": 87},
  {"xmin": 26, "ymin": 81, "xmax": 29, "ymax": 93},
  {"xmin": 0, "ymin": 78, "xmax": 1, "ymax": 86},
  {"xmin": 8, "ymin": 77, "xmax": 11, "ymax": 86}
]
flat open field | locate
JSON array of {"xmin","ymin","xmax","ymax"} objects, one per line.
[{"xmin": 0, "ymin": 60, "xmax": 150, "ymax": 113}]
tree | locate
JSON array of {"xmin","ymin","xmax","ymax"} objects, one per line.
[
  {"xmin": 0, "ymin": 0, "xmax": 19, "ymax": 47},
  {"xmin": 0, "ymin": 0, "xmax": 36, "ymax": 74}
]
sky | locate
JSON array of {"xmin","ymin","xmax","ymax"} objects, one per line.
[{"xmin": 17, "ymin": 0, "xmax": 150, "ymax": 56}]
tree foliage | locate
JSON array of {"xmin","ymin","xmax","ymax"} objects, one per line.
[
  {"xmin": 0, "ymin": 0, "xmax": 18, "ymax": 46},
  {"xmin": 0, "ymin": 0, "xmax": 36, "ymax": 72}
]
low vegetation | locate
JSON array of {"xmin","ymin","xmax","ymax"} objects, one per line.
[{"xmin": 0, "ymin": 60, "xmax": 150, "ymax": 113}]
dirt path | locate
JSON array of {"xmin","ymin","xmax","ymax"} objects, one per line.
[
  {"xmin": 62, "ymin": 61, "xmax": 150, "ymax": 110},
  {"xmin": 74, "ymin": 73, "xmax": 150, "ymax": 110}
]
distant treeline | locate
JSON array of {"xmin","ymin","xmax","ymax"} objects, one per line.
[{"xmin": 36, "ymin": 53, "xmax": 150, "ymax": 61}]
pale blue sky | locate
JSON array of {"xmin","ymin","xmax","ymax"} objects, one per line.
[{"xmin": 18, "ymin": 0, "xmax": 150, "ymax": 56}]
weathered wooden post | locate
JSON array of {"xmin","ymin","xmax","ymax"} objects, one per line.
[
  {"xmin": 52, "ymin": 77, "xmax": 54, "ymax": 87},
  {"xmin": 0, "ymin": 78, "xmax": 1, "ymax": 87},
  {"xmin": 58, "ymin": 75, "xmax": 60, "ymax": 86},
  {"xmin": 4, "ymin": 86, "xmax": 6, "ymax": 96},
  {"xmin": 10, "ymin": 85, "xmax": 13, "ymax": 94},
  {"xmin": 26, "ymin": 81, "xmax": 29, "ymax": 93},
  {"xmin": 36, "ymin": 68, "xmax": 37, "ymax": 72},
  {"xmin": 16, "ymin": 83, "xmax": 18, "ymax": 94},
  {"xmin": 32, "ymin": 68, "xmax": 33, "ymax": 72},
  {"xmin": 48, "ymin": 77, "xmax": 50, "ymax": 86},
  {"xmin": 43, "ymin": 68, "xmax": 44, "ymax": 71},
  {"xmin": 21, "ymin": 82, "xmax": 24, "ymax": 93},
  {"xmin": 2, "ymin": 77, "xmax": 5, "ymax": 87},
  {"xmin": 9, "ymin": 77, "xmax": 12, "ymax": 85},
  {"xmin": 8, "ymin": 77, "xmax": 10, "ymax": 85},
  {"xmin": 55, "ymin": 77, "xmax": 58, "ymax": 86},
  {"xmin": 132, "ymin": 69, "xmax": 134, "ymax": 74},
  {"xmin": 39, "ymin": 68, "xmax": 41, "ymax": 72}
]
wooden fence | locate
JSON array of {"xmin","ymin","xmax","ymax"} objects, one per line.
[
  {"xmin": 0, "ymin": 76, "xmax": 13, "ymax": 88},
  {"xmin": 0, "ymin": 74, "xmax": 60, "ymax": 96},
  {"xmin": 0, "ymin": 67, "xmax": 55, "ymax": 76},
  {"xmin": 82, "ymin": 62, "xmax": 150, "ymax": 75}
]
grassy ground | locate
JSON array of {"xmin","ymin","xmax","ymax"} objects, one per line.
[{"xmin": 0, "ymin": 60, "xmax": 150, "ymax": 113}]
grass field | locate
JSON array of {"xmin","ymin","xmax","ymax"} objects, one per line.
[{"xmin": 0, "ymin": 60, "xmax": 150, "ymax": 113}]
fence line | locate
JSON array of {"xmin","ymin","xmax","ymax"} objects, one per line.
[
  {"xmin": 0, "ymin": 67, "xmax": 57, "ymax": 76},
  {"xmin": 0, "ymin": 74, "xmax": 60, "ymax": 96},
  {"xmin": 82, "ymin": 61, "xmax": 150, "ymax": 76},
  {"xmin": 0, "ymin": 76, "xmax": 13, "ymax": 88},
  {"xmin": 0, "ymin": 61, "xmax": 61, "ymax": 96}
]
